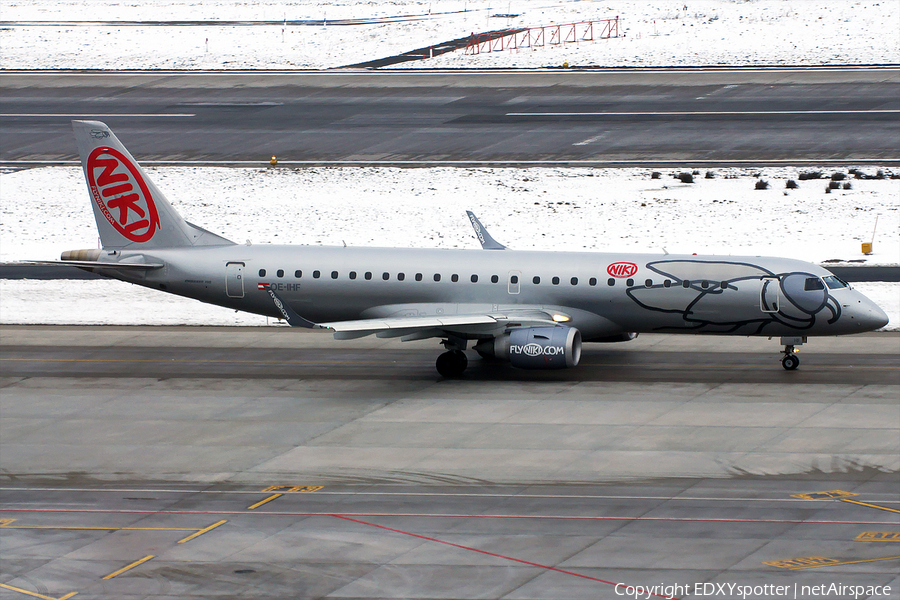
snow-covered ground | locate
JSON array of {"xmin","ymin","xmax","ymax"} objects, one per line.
[
  {"xmin": 1, "ymin": 165, "xmax": 897, "ymax": 328},
  {"xmin": 3, "ymin": 165, "xmax": 898, "ymax": 263},
  {"xmin": 1, "ymin": 0, "xmax": 897, "ymax": 70}
]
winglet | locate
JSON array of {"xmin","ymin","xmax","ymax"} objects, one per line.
[
  {"xmin": 261, "ymin": 285, "xmax": 319, "ymax": 329},
  {"xmin": 466, "ymin": 211, "xmax": 506, "ymax": 250}
]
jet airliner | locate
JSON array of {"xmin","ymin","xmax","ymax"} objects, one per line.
[{"xmin": 43, "ymin": 121, "xmax": 889, "ymax": 377}]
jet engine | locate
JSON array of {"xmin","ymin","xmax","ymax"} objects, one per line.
[{"xmin": 475, "ymin": 326, "xmax": 582, "ymax": 370}]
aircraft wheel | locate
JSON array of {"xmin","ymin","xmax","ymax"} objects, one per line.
[
  {"xmin": 781, "ymin": 354, "xmax": 800, "ymax": 371},
  {"xmin": 436, "ymin": 350, "xmax": 468, "ymax": 378}
]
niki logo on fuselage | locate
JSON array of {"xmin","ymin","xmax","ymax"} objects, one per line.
[
  {"xmin": 607, "ymin": 262, "xmax": 638, "ymax": 278},
  {"xmin": 86, "ymin": 146, "xmax": 160, "ymax": 243}
]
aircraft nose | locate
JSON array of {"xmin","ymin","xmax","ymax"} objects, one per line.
[{"xmin": 848, "ymin": 295, "xmax": 890, "ymax": 331}]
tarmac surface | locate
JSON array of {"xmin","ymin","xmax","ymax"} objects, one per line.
[
  {"xmin": 1, "ymin": 326, "xmax": 898, "ymax": 599},
  {"xmin": 2, "ymin": 69, "xmax": 899, "ymax": 166}
]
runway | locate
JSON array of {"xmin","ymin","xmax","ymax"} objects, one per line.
[
  {"xmin": 2, "ymin": 69, "xmax": 899, "ymax": 165},
  {"xmin": 1, "ymin": 326, "xmax": 898, "ymax": 599}
]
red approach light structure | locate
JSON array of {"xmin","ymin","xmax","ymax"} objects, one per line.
[{"xmin": 465, "ymin": 17, "xmax": 620, "ymax": 55}]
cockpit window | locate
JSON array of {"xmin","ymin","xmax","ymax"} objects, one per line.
[
  {"xmin": 823, "ymin": 275, "xmax": 849, "ymax": 290},
  {"xmin": 804, "ymin": 277, "xmax": 825, "ymax": 291}
]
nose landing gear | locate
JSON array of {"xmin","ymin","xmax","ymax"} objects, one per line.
[
  {"xmin": 781, "ymin": 351, "xmax": 800, "ymax": 370},
  {"xmin": 779, "ymin": 336, "xmax": 806, "ymax": 370}
]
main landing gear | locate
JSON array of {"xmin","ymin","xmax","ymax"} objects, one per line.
[
  {"xmin": 436, "ymin": 338, "xmax": 468, "ymax": 378},
  {"xmin": 779, "ymin": 336, "xmax": 806, "ymax": 371}
]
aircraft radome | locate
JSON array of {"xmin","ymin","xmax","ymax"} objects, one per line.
[{"xmin": 35, "ymin": 121, "xmax": 890, "ymax": 377}]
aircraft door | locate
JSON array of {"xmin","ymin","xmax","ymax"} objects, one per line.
[
  {"xmin": 226, "ymin": 262, "xmax": 245, "ymax": 298},
  {"xmin": 760, "ymin": 277, "xmax": 779, "ymax": 313},
  {"xmin": 508, "ymin": 270, "xmax": 521, "ymax": 295}
]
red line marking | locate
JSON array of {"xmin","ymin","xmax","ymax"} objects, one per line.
[
  {"xmin": 0, "ymin": 508, "xmax": 889, "ymax": 525},
  {"xmin": 330, "ymin": 513, "xmax": 680, "ymax": 599}
]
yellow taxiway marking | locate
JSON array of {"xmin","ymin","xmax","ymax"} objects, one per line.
[
  {"xmin": 177, "ymin": 519, "xmax": 227, "ymax": 544},
  {"xmin": 764, "ymin": 556, "xmax": 840, "ymax": 569},
  {"xmin": 841, "ymin": 499, "xmax": 900, "ymax": 514},
  {"xmin": 247, "ymin": 494, "xmax": 283, "ymax": 510},
  {"xmin": 262, "ymin": 485, "xmax": 324, "ymax": 493},
  {"xmin": 786, "ymin": 555, "xmax": 900, "ymax": 570},
  {"xmin": 856, "ymin": 531, "xmax": 900, "ymax": 542},
  {"xmin": 0, "ymin": 518, "xmax": 18, "ymax": 526},
  {"xmin": 0, "ymin": 583, "xmax": 76, "ymax": 600},
  {"xmin": 102, "ymin": 555, "xmax": 155, "ymax": 580},
  {"xmin": 791, "ymin": 490, "xmax": 858, "ymax": 500}
]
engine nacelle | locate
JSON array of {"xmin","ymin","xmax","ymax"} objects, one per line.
[{"xmin": 475, "ymin": 326, "xmax": 582, "ymax": 370}]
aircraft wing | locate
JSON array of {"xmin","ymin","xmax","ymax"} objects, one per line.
[
  {"xmin": 321, "ymin": 310, "xmax": 558, "ymax": 340},
  {"xmin": 466, "ymin": 211, "xmax": 507, "ymax": 250},
  {"xmin": 262, "ymin": 284, "xmax": 556, "ymax": 340}
]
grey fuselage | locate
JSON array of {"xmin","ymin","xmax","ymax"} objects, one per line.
[{"xmin": 98, "ymin": 244, "xmax": 888, "ymax": 340}]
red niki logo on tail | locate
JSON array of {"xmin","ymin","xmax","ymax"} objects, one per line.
[
  {"xmin": 86, "ymin": 146, "xmax": 160, "ymax": 243},
  {"xmin": 607, "ymin": 262, "xmax": 638, "ymax": 278}
]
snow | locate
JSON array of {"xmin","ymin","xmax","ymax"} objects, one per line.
[
  {"xmin": 2, "ymin": 165, "xmax": 897, "ymax": 263},
  {"xmin": 1, "ymin": 0, "xmax": 897, "ymax": 70},
  {"xmin": 1, "ymin": 164, "xmax": 897, "ymax": 329}
]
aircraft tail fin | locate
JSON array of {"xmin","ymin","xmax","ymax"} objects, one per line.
[{"xmin": 72, "ymin": 120, "xmax": 233, "ymax": 249}]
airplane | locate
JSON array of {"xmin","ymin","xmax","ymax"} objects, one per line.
[{"xmin": 39, "ymin": 120, "xmax": 890, "ymax": 377}]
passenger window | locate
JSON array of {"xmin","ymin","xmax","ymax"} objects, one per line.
[
  {"xmin": 294, "ymin": 270, "xmax": 302, "ymax": 278},
  {"xmin": 701, "ymin": 280, "xmax": 709, "ymax": 289},
  {"xmin": 397, "ymin": 273, "xmax": 405, "ymax": 281},
  {"xmin": 349, "ymin": 271, "xmax": 357, "ymax": 280},
  {"xmin": 721, "ymin": 281, "xmax": 728, "ymax": 289},
  {"xmin": 663, "ymin": 279, "xmax": 671, "ymax": 288},
  {"xmin": 382, "ymin": 272, "xmax": 390, "ymax": 281},
  {"xmin": 510, "ymin": 275, "xmax": 518, "ymax": 284},
  {"xmin": 313, "ymin": 270, "xmax": 320, "ymax": 279},
  {"xmin": 645, "ymin": 279, "xmax": 653, "ymax": 288},
  {"xmin": 589, "ymin": 277, "xmax": 597, "ymax": 286},
  {"xmin": 571, "ymin": 277, "xmax": 578, "ymax": 285},
  {"xmin": 804, "ymin": 277, "xmax": 825, "ymax": 291},
  {"xmin": 451, "ymin": 274, "xmax": 459, "ymax": 283},
  {"xmin": 259, "ymin": 269, "xmax": 266, "ymax": 277},
  {"xmin": 533, "ymin": 276, "xmax": 541, "ymax": 284},
  {"xmin": 434, "ymin": 274, "xmax": 441, "ymax": 282},
  {"xmin": 491, "ymin": 275, "xmax": 499, "ymax": 284},
  {"xmin": 331, "ymin": 271, "xmax": 338, "ymax": 279},
  {"xmin": 626, "ymin": 279, "xmax": 634, "ymax": 286},
  {"xmin": 682, "ymin": 280, "xmax": 690, "ymax": 288},
  {"xmin": 470, "ymin": 274, "xmax": 478, "ymax": 283},
  {"xmin": 415, "ymin": 273, "xmax": 423, "ymax": 282},
  {"xmin": 607, "ymin": 278, "xmax": 615, "ymax": 286},
  {"xmin": 365, "ymin": 272, "xmax": 372, "ymax": 280},
  {"xmin": 552, "ymin": 276, "xmax": 560, "ymax": 285},
  {"xmin": 277, "ymin": 269, "xmax": 284, "ymax": 278}
]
